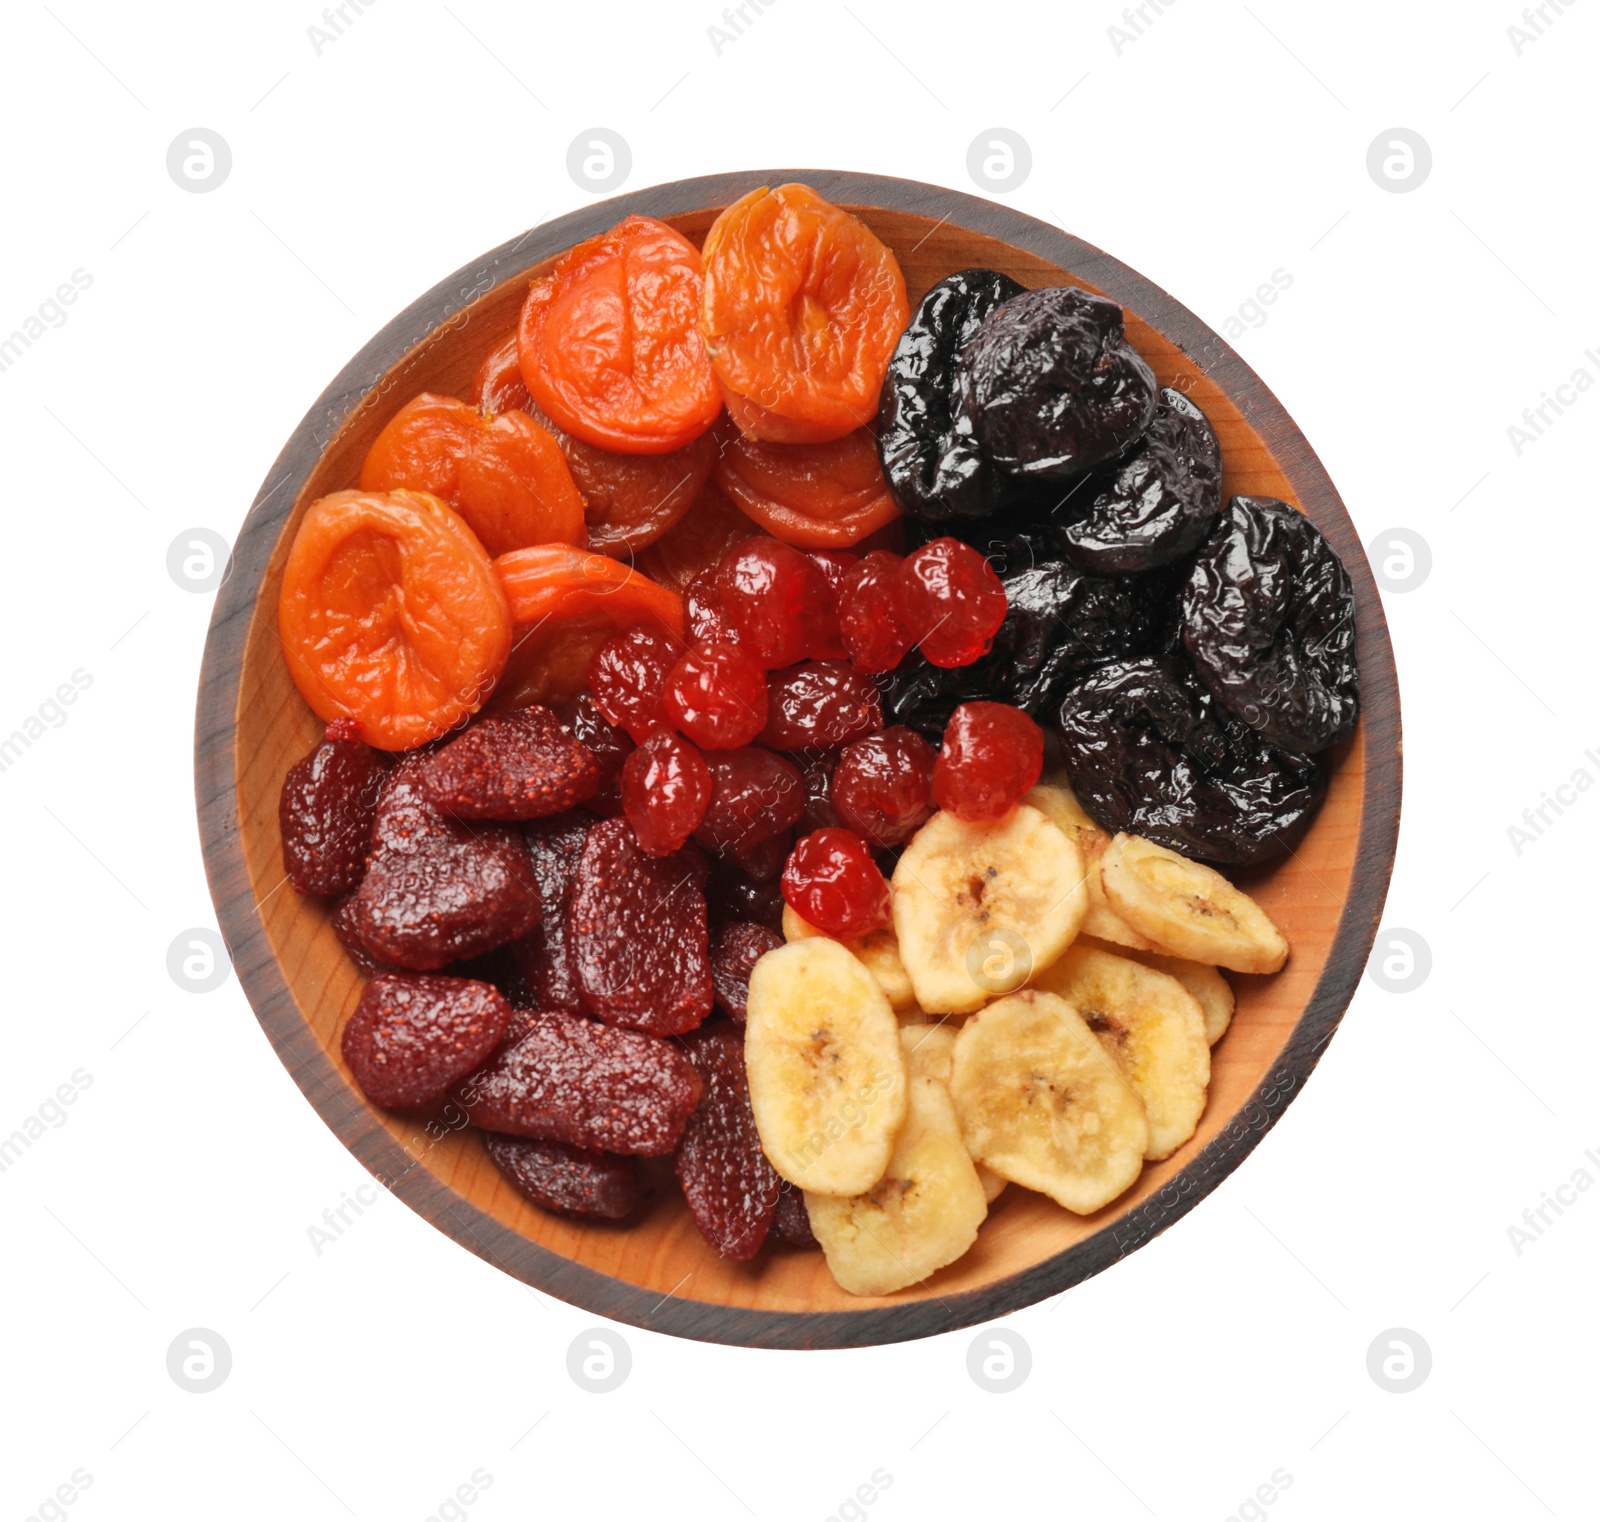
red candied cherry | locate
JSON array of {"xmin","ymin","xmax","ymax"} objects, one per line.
[
  {"xmin": 932, "ymin": 702, "xmax": 1044, "ymax": 821},
  {"xmin": 838, "ymin": 550, "xmax": 914, "ymax": 673},
  {"xmin": 805, "ymin": 549, "xmax": 857, "ymax": 660},
  {"xmin": 664, "ymin": 640, "xmax": 768, "ymax": 750},
  {"xmin": 781, "ymin": 828, "xmax": 891, "ymax": 940},
  {"xmin": 759, "ymin": 662, "xmax": 882, "ymax": 751},
  {"xmin": 586, "ymin": 627, "xmax": 681, "ymax": 742},
  {"xmin": 832, "ymin": 726, "xmax": 937, "ymax": 846},
  {"xmin": 715, "ymin": 537, "xmax": 835, "ymax": 668},
  {"xmin": 621, "ymin": 730, "xmax": 712, "ymax": 857},
  {"xmin": 899, "ymin": 538, "xmax": 1008, "ymax": 668},
  {"xmin": 685, "ymin": 565, "xmax": 739, "ymax": 645},
  {"xmin": 695, "ymin": 746, "xmax": 805, "ymax": 854}
]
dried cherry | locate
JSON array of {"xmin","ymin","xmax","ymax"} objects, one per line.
[
  {"xmin": 341, "ymin": 972, "xmax": 511, "ymax": 1108},
  {"xmin": 621, "ymin": 730, "xmax": 712, "ymax": 856},
  {"xmin": 932, "ymin": 702, "xmax": 1044, "ymax": 821},
  {"xmin": 664, "ymin": 640, "xmax": 769, "ymax": 750},
  {"xmin": 694, "ymin": 747, "xmax": 805, "ymax": 854},
  {"xmin": 706, "ymin": 858, "xmax": 786, "ymax": 932},
  {"xmin": 710, "ymin": 920, "xmax": 783, "ymax": 1020},
  {"xmin": 417, "ymin": 705, "xmax": 599, "ymax": 820},
  {"xmin": 898, "ymin": 538, "xmax": 1008, "ymax": 668},
  {"xmin": 684, "ymin": 564, "xmax": 740, "ymax": 645},
  {"xmin": 780, "ymin": 828, "xmax": 891, "ymax": 940},
  {"xmin": 587, "ymin": 627, "xmax": 682, "ymax": 742},
  {"xmin": 483, "ymin": 1131, "xmax": 641, "ymax": 1220},
  {"xmin": 798, "ymin": 750, "xmax": 843, "ymax": 834},
  {"xmin": 1182, "ymin": 496, "xmax": 1360, "ymax": 754},
  {"xmin": 831, "ymin": 726, "xmax": 936, "ymax": 846},
  {"xmin": 759, "ymin": 662, "xmax": 882, "ymax": 751},
  {"xmin": 770, "ymin": 1182, "xmax": 818, "ymax": 1248},
  {"xmin": 725, "ymin": 825, "xmax": 791, "ymax": 882},
  {"xmin": 280, "ymin": 718, "xmax": 387, "ymax": 896},
  {"xmin": 715, "ymin": 537, "xmax": 836, "ymax": 668},
  {"xmin": 838, "ymin": 550, "xmax": 914, "ymax": 673}
]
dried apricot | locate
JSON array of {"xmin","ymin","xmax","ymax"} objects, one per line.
[
  {"xmin": 483, "ymin": 1131, "xmax": 641, "ymax": 1219},
  {"xmin": 468, "ymin": 333, "xmax": 534, "ymax": 417},
  {"xmin": 341, "ymin": 972, "xmax": 512, "ymax": 1108},
  {"xmin": 278, "ymin": 489, "xmax": 513, "ymax": 751},
  {"xmin": 358, "ymin": 393, "xmax": 586, "ymax": 557},
  {"xmin": 701, "ymin": 184, "xmax": 909, "ymax": 444},
  {"xmin": 635, "ymin": 482, "xmax": 756, "ymax": 595},
  {"xmin": 713, "ymin": 424, "xmax": 901, "ymax": 548},
  {"xmin": 519, "ymin": 215, "xmax": 721, "ymax": 454}
]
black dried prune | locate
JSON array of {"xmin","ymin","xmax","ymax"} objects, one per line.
[
  {"xmin": 1055, "ymin": 654, "xmax": 1325, "ymax": 867},
  {"xmin": 1058, "ymin": 387, "xmax": 1222, "ymax": 572},
  {"xmin": 958, "ymin": 285, "xmax": 1158, "ymax": 480},
  {"xmin": 877, "ymin": 269, "xmax": 1025, "ymax": 520},
  {"xmin": 1182, "ymin": 496, "xmax": 1360, "ymax": 753}
]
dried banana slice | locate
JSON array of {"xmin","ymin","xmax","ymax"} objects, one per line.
[
  {"xmin": 745, "ymin": 938, "xmax": 907, "ymax": 1194},
  {"xmin": 1101, "ymin": 833, "xmax": 1288, "ymax": 975},
  {"xmin": 1025, "ymin": 779, "xmax": 1158, "ymax": 952},
  {"xmin": 899, "ymin": 1023, "xmax": 1006, "ymax": 1202},
  {"xmin": 782, "ymin": 904, "xmax": 917, "ymax": 1011},
  {"xmin": 948, "ymin": 989, "xmax": 1148, "ymax": 1213},
  {"xmin": 892, "ymin": 805, "xmax": 1087, "ymax": 1015},
  {"xmin": 1035, "ymin": 945, "xmax": 1210, "ymax": 1160},
  {"xmin": 805, "ymin": 1075, "xmax": 987, "ymax": 1296},
  {"xmin": 1081, "ymin": 936, "xmax": 1236, "ymax": 1045}
]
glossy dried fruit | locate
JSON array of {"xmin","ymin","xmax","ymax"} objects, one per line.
[
  {"xmin": 519, "ymin": 214, "xmax": 721, "ymax": 453},
  {"xmin": 417, "ymin": 705, "xmax": 599, "ymax": 820},
  {"xmin": 621, "ymin": 730, "xmax": 712, "ymax": 856},
  {"xmin": 877, "ymin": 268, "xmax": 1025, "ymax": 520},
  {"xmin": 798, "ymin": 749, "xmax": 843, "ymax": 834},
  {"xmin": 1055, "ymin": 654, "xmax": 1326, "ymax": 867},
  {"xmin": 684, "ymin": 564, "xmax": 740, "ymax": 645},
  {"xmin": 710, "ymin": 920, "xmax": 783, "ymax": 1020},
  {"xmin": 838, "ymin": 550, "xmax": 914, "ymax": 673},
  {"xmin": 634, "ymin": 482, "xmax": 755, "ymax": 595},
  {"xmin": 701, "ymin": 183, "xmax": 909, "ymax": 443},
  {"xmin": 932, "ymin": 702, "xmax": 1044, "ymax": 821},
  {"xmin": 695, "ymin": 747, "xmax": 805, "ymax": 854},
  {"xmin": 781, "ymin": 827, "xmax": 891, "ymax": 940},
  {"xmin": 483, "ymin": 1131, "xmax": 642, "ymax": 1220},
  {"xmin": 567, "ymin": 817, "xmax": 713, "ymax": 1034},
  {"xmin": 587, "ymin": 626, "xmax": 682, "ymax": 743},
  {"xmin": 706, "ymin": 858, "xmax": 786, "ymax": 932},
  {"xmin": 959, "ymin": 285, "xmax": 1158, "ymax": 479},
  {"xmin": 468, "ymin": 332, "xmax": 534, "ymax": 416},
  {"xmin": 558, "ymin": 693, "xmax": 632, "ymax": 817},
  {"xmin": 1182, "ymin": 496, "xmax": 1360, "ymax": 753},
  {"xmin": 509, "ymin": 811, "xmax": 593, "ymax": 1013},
  {"xmin": 713, "ymin": 424, "xmax": 900, "ymax": 548},
  {"xmin": 348, "ymin": 754, "xmax": 542, "ymax": 969},
  {"xmin": 715, "ymin": 537, "xmax": 837, "ymax": 668},
  {"xmin": 758, "ymin": 662, "xmax": 882, "ymax": 751},
  {"xmin": 664, "ymin": 640, "xmax": 769, "ymax": 750},
  {"xmin": 831, "ymin": 726, "xmax": 936, "ymax": 847},
  {"xmin": 1057, "ymin": 387, "xmax": 1222, "ymax": 572},
  {"xmin": 676, "ymin": 1023, "xmax": 782, "ymax": 1259},
  {"xmin": 804, "ymin": 549, "xmax": 855, "ymax": 661},
  {"xmin": 280, "ymin": 719, "xmax": 387, "ymax": 895},
  {"xmin": 331, "ymin": 892, "xmax": 396, "ymax": 975},
  {"xmin": 726, "ymin": 825, "xmax": 791, "ymax": 882},
  {"xmin": 359, "ymin": 392, "xmax": 587, "ymax": 556},
  {"xmin": 899, "ymin": 537, "xmax": 1009, "ymax": 668},
  {"xmin": 458, "ymin": 1008, "xmax": 702, "ymax": 1155},
  {"xmin": 770, "ymin": 1181, "xmax": 818, "ymax": 1248},
  {"xmin": 341, "ymin": 972, "xmax": 511, "ymax": 1108},
  {"xmin": 279, "ymin": 489, "xmax": 512, "ymax": 751}
]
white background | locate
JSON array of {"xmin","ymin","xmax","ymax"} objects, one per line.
[{"xmin": 2, "ymin": 1, "xmax": 1595, "ymax": 1518}]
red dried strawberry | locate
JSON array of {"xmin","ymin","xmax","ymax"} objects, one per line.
[
  {"xmin": 566, "ymin": 818, "xmax": 714, "ymax": 1036},
  {"xmin": 457, "ymin": 1009, "xmax": 701, "ymax": 1155},
  {"xmin": 280, "ymin": 719, "xmax": 387, "ymax": 895},
  {"xmin": 770, "ymin": 1181, "xmax": 818, "ymax": 1248},
  {"xmin": 482, "ymin": 1132, "xmax": 641, "ymax": 1219},
  {"xmin": 341, "ymin": 973, "xmax": 511, "ymax": 1107},
  {"xmin": 508, "ymin": 812, "xmax": 592, "ymax": 1014},
  {"xmin": 417, "ymin": 705, "xmax": 599, "ymax": 820},
  {"xmin": 675, "ymin": 1023, "xmax": 780, "ymax": 1260},
  {"xmin": 710, "ymin": 921, "xmax": 783, "ymax": 1020}
]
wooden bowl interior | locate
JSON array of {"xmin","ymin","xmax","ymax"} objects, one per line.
[{"xmin": 233, "ymin": 206, "xmax": 1364, "ymax": 1318}]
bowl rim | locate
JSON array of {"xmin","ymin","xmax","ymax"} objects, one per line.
[{"xmin": 195, "ymin": 168, "xmax": 1402, "ymax": 1349}]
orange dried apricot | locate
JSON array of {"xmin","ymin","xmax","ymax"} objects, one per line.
[
  {"xmin": 278, "ymin": 489, "xmax": 512, "ymax": 750},
  {"xmin": 518, "ymin": 215, "xmax": 721, "ymax": 455},
  {"xmin": 634, "ymin": 481, "xmax": 755, "ymax": 594},
  {"xmin": 468, "ymin": 334, "xmax": 533, "ymax": 417},
  {"xmin": 490, "ymin": 545, "xmax": 685, "ymax": 710},
  {"xmin": 700, "ymin": 184, "xmax": 910, "ymax": 444},
  {"xmin": 713, "ymin": 422, "xmax": 901, "ymax": 548},
  {"xmin": 358, "ymin": 392, "xmax": 586, "ymax": 558}
]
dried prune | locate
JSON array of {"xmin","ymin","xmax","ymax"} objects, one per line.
[
  {"xmin": 417, "ymin": 705, "xmax": 599, "ymax": 820},
  {"xmin": 1182, "ymin": 496, "xmax": 1360, "ymax": 754},
  {"xmin": 675, "ymin": 1023, "xmax": 782, "ymax": 1259},
  {"xmin": 458, "ymin": 1008, "xmax": 701, "ymax": 1155},
  {"xmin": 567, "ymin": 817, "xmax": 713, "ymax": 1035},
  {"xmin": 710, "ymin": 921, "xmax": 782, "ymax": 1020},
  {"xmin": 770, "ymin": 1181, "xmax": 818, "ymax": 1248},
  {"xmin": 759, "ymin": 662, "xmax": 882, "ymax": 751},
  {"xmin": 1055, "ymin": 654, "xmax": 1326, "ymax": 867},
  {"xmin": 349, "ymin": 756, "xmax": 542, "ymax": 970},
  {"xmin": 1057, "ymin": 387, "xmax": 1222, "ymax": 572},
  {"xmin": 483, "ymin": 1132, "xmax": 642, "ymax": 1220},
  {"xmin": 958, "ymin": 286, "xmax": 1158, "ymax": 480},
  {"xmin": 341, "ymin": 973, "xmax": 512, "ymax": 1108},
  {"xmin": 509, "ymin": 811, "xmax": 592, "ymax": 1014},
  {"xmin": 877, "ymin": 269, "xmax": 1025, "ymax": 521},
  {"xmin": 280, "ymin": 718, "xmax": 387, "ymax": 896}
]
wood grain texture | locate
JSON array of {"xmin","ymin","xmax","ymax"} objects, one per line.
[{"xmin": 195, "ymin": 170, "xmax": 1402, "ymax": 1349}]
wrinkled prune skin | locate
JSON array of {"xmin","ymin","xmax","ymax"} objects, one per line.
[
  {"xmin": 958, "ymin": 285, "xmax": 1158, "ymax": 480},
  {"xmin": 482, "ymin": 1132, "xmax": 641, "ymax": 1220},
  {"xmin": 1058, "ymin": 387, "xmax": 1222, "ymax": 572},
  {"xmin": 1055, "ymin": 655, "xmax": 1325, "ymax": 866},
  {"xmin": 1182, "ymin": 496, "xmax": 1360, "ymax": 753},
  {"xmin": 877, "ymin": 269, "xmax": 1026, "ymax": 520},
  {"xmin": 878, "ymin": 541, "xmax": 1168, "ymax": 738}
]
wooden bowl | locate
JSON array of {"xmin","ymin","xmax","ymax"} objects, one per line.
[{"xmin": 196, "ymin": 170, "xmax": 1400, "ymax": 1348}]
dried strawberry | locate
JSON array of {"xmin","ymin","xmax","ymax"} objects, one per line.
[
  {"xmin": 675, "ymin": 1023, "xmax": 780, "ymax": 1259},
  {"xmin": 280, "ymin": 719, "xmax": 387, "ymax": 895},
  {"xmin": 349, "ymin": 755, "xmax": 542, "ymax": 970},
  {"xmin": 508, "ymin": 812, "xmax": 592, "ymax": 1014},
  {"xmin": 483, "ymin": 1132, "xmax": 641, "ymax": 1219},
  {"xmin": 341, "ymin": 973, "xmax": 511, "ymax": 1108},
  {"xmin": 458, "ymin": 1009, "xmax": 702, "ymax": 1155},
  {"xmin": 710, "ymin": 921, "xmax": 783, "ymax": 1020},
  {"xmin": 567, "ymin": 817, "xmax": 714, "ymax": 1035},
  {"xmin": 417, "ymin": 705, "xmax": 599, "ymax": 820},
  {"xmin": 770, "ymin": 1181, "xmax": 818, "ymax": 1248},
  {"xmin": 330, "ymin": 893, "xmax": 397, "ymax": 975}
]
